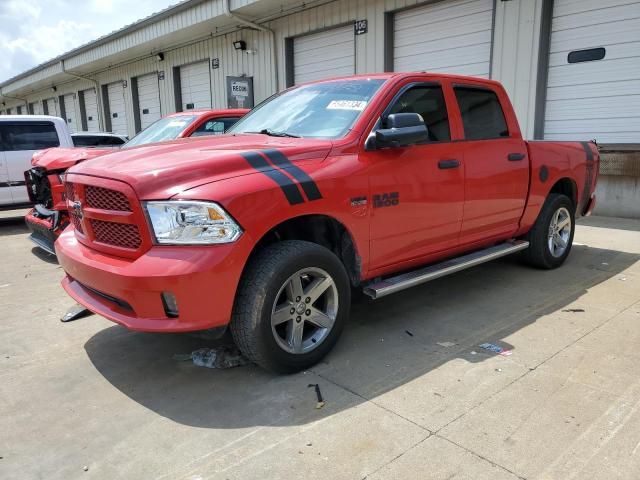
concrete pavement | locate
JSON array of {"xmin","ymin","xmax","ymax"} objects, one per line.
[{"xmin": 1, "ymin": 212, "xmax": 639, "ymax": 479}]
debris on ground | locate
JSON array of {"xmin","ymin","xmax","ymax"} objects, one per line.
[
  {"xmin": 405, "ymin": 330, "xmax": 414, "ymax": 337},
  {"xmin": 173, "ymin": 346, "xmax": 249, "ymax": 369},
  {"xmin": 478, "ymin": 342, "xmax": 512, "ymax": 356},
  {"xmin": 0, "ymin": 284, "xmax": 10, "ymax": 288},
  {"xmin": 83, "ymin": 466, "xmax": 89, "ymax": 472},
  {"xmin": 437, "ymin": 341, "xmax": 457, "ymax": 348},
  {"xmin": 562, "ymin": 308, "xmax": 585, "ymax": 312},
  {"xmin": 60, "ymin": 304, "xmax": 93, "ymax": 323},
  {"xmin": 308, "ymin": 383, "xmax": 325, "ymax": 409}
]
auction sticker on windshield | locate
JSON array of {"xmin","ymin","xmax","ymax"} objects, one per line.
[
  {"xmin": 167, "ymin": 120, "xmax": 188, "ymax": 127},
  {"xmin": 326, "ymin": 100, "xmax": 367, "ymax": 111}
]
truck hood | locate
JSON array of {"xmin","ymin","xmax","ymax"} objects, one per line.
[
  {"xmin": 67, "ymin": 134, "xmax": 333, "ymax": 199},
  {"xmin": 32, "ymin": 147, "xmax": 111, "ymax": 171}
]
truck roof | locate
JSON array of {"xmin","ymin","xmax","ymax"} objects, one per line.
[
  {"xmin": 295, "ymin": 72, "xmax": 504, "ymax": 87},
  {"xmin": 166, "ymin": 108, "xmax": 249, "ymax": 118},
  {"xmin": 0, "ymin": 114, "xmax": 68, "ymax": 125}
]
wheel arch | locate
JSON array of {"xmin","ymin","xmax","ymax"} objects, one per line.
[
  {"xmin": 548, "ymin": 177, "xmax": 578, "ymax": 209},
  {"xmin": 247, "ymin": 214, "xmax": 362, "ymax": 286}
]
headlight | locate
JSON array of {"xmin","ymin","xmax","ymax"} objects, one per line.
[{"xmin": 145, "ymin": 201, "xmax": 242, "ymax": 245}]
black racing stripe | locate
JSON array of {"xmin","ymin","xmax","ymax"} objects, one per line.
[
  {"xmin": 262, "ymin": 149, "xmax": 323, "ymax": 201},
  {"xmin": 580, "ymin": 141, "xmax": 594, "ymax": 161},
  {"xmin": 579, "ymin": 141, "xmax": 595, "ymax": 213},
  {"xmin": 241, "ymin": 152, "xmax": 305, "ymax": 205}
]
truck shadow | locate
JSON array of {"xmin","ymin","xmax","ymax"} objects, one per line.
[
  {"xmin": 84, "ymin": 243, "xmax": 638, "ymax": 429},
  {"xmin": 0, "ymin": 215, "xmax": 29, "ymax": 236}
]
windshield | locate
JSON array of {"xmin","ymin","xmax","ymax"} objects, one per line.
[
  {"xmin": 124, "ymin": 115, "xmax": 198, "ymax": 148},
  {"xmin": 228, "ymin": 79, "xmax": 386, "ymax": 139}
]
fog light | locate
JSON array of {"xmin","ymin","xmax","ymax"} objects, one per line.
[{"xmin": 161, "ymin": 292, "xmax": 179, "ymax": 318}]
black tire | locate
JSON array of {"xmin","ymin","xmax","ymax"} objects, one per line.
[
  {"xmin": 230, "ymin": 240, "xmax": 351, "ymax": 373},
  {"xmin": 522, "ymin": 193, "xmax": 575, "ymax": 269}
]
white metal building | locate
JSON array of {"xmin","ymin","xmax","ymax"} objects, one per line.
[
  {"xmin": 0, "ymin": 0, "xmax": 640, "ymax": 144},
  {"xmin": 0, "ymin": 0, "xmax": 637, "ymax": 151}
]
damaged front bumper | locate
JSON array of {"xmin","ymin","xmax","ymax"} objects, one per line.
[{"xmin": 25, "ymin": 205, "xmax": 68, "ymax": 255}]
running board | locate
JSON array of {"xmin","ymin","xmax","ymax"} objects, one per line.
[{"xmin": 363, "ymin": 240, "xmax": 529, "ymax": 299}]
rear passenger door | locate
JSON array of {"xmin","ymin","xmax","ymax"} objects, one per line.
[
  {"xmin": 454, "ymin": 86, "xmax": 529, "ymax": 245},
  {"xmin": 0, "ymin": 127, "xmax": 11, "ymax": 206}
]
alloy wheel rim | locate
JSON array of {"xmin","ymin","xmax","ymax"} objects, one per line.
[
  {"xmin": 548, "ymin": 206, "xmax": 572, "ymax": 258},
  {"xmin": 271, "ymin": 267, "xmax": 338, "ymax": 354}
]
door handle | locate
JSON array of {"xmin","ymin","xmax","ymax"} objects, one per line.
[
  {"xmin": 508, "ymin": 153, "xmax": 526, "ymax": 161},
  {"xmin": 438, "ymin": 159, "xmax": 460, "ymax": 169}
]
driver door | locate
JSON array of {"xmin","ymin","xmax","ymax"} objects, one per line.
[{"xmin": 363, "ymin": 82, "xmax": 465, "ymax": 273}]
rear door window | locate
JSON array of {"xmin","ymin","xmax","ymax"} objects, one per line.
[
  {"xmin": 0, "ymin": 122, "xmax": 60, "ymax": 151},
  {"xmin": 190, "ymin": 117, "xmax": 240, "ymax": 137},
  {"xmin": 454, "ymin": 87, "xmax": 509, "ymax": 140}
]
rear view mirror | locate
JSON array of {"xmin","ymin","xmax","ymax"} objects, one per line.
[{"xmin": 375, "ymin": 113, "xmax": 429, "ymax": 148}]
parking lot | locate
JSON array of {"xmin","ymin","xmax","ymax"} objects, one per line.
[{"xmin": 1, "ymin": 211, "xmax": 639, "ymax": 479}]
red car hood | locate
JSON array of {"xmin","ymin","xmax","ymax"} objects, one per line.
[
  {"xmin": 67, "ymin": 134, "xmax": 333, "ymax": 199},
  {"xmin": 33, "ymin": 147, "xmax": 111, "ymax": 171}
]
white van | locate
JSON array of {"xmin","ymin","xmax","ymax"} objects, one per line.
[{"xmin": 0, "ymin": 116, "xmax": 73, "ymax": 209}]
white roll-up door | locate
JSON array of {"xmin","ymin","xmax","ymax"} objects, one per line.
[
  {"xmin": 180, "ymin": 61, "xmax": 211, "ymax": 110},
  {"xmin": 82, "ymin": 88, "xmax": 99, "ymax": 132},
  {"xmin": 31, "ymin": 101, "xmax": 43, "ymax": 116},
  {"xmin": 544, "ymin": 0, "xmax": 640, "ymax": 143},
  {"xmin": 63, "ymin": 94, "xmax": 78, "ymax": 133},
  {"xmin": 137, "ymin": 72, "xmax": 162, "ymax": 130},
  {"xmin": 44, "ymin": 98, "xmax": 57, "ymax": 117},
  {"xmin": 293, "ymin": 25, "xmax": 355, "ymax": 85},
  {"xmin": 107, "ymin": 82, "xmax": 128, "ymax": 135},
  {"xmin": 393, "ymin": 0, "xmax": 494, "ymax": 77}
]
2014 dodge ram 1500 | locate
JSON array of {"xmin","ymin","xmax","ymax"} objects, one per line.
[{"xmin": 55, "ymin": 73, "xmax": 599, "ymax": 373}]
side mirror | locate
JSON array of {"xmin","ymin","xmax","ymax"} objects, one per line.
[{"xmin": 375, "ymin": 113, "xmax": 429, "ymax": 148}]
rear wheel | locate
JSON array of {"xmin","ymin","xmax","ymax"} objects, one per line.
[
  {"xmin": 231, "ymin": 241, "xmax": 350, "ymax": 373},
  {"xmin": 522, "ymin": 193, "xmax": 575, "ymax": 269}
]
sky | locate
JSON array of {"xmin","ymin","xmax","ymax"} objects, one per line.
[{"xmin": 0, "ymin": 0, "xmax": 179, "ymax": 83}]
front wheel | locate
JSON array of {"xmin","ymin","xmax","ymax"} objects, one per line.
[
  {"xmin": 230, "ymin": 241, "xmax": 351, "ymax": 373},
  {"xmin": 522, "ymin": 193, "xmax": 575, "ymax": 269}
]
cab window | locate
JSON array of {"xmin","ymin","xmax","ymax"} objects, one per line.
[
  {"xmin": 388, "ymin": 85, "xmax": 450, "ymax": 142},
  {"xmin": 0, "ymin": 122, "xmax": 60, "ymax": 151},
  {"xmin": 454, "ymin": 87, "xmax": 509, "ymax": 140},
  {"xmin": 191, "ymin": 117, "xmax": 240, "ymax": 137}
]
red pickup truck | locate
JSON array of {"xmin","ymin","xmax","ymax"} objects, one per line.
[
  {"xmin": 24, "ymin": 109, "xmax": 247, "ymax": 254},
  {"xmin": 55, "ymin": 73, "xmax": 598, "ymax": 373}
]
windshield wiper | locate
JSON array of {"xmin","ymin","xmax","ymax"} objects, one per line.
[{"xmin": 249, "ymin": 128, "xmax": 300, "ymax": 138}]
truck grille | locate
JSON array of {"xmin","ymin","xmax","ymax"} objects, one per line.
[
  {"xmin": 86, "ymin": 186, "xmax": 131, "ymax": 211},
  {"xmin": 65, "ymin": 181, "xmax": 75, "ymax": 201},
  {"xmin": 65, "ymin": 174, "xmax": 150, "ymax": 259},
  {"xmin": 90, "ymin": 220, "xmax": 141, "ymax": 249}
]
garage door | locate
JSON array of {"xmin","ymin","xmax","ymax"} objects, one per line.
[
  {"xmin": 63, "ymin": 94, "xmax": 78, "ymax": 133},
  {"xmin": 293, "ymin": 25, "xmax": 355, "ymax": 84},
  {"xmin": 82, "ymin": 88, "xmax": 100, "ymax": 132},
  {"xmin": 393, "ymin": 0, "xmax": 494, "ymax": 77},
  {"xmin": 30, "ymin": 101, "xmax": 43, "ymax": 116},
  {"xmin": 544, "ymin": 0, "xmax": 640, "ymax": 143},
  {"xmin": 44, "ymin": 98, "xmax": 58, "ymax": 116},
  {"xmin": 136, "ymin": 72, "xmax": 162, "ymax": 130},
  {"xmin": 180, "ymin": 61, "xmax": 211, "ymax": 110},
  {"xmin": 107, "ymin": 82, "xmax": 128, "ymax": 135}
]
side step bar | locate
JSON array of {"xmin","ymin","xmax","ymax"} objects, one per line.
[{"xmin": 363, "ymin": 240, "xmax": 529, "ymax": 299}]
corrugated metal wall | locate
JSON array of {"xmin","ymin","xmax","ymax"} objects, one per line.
[{"xmin": 1, "ymin": 0, "xmax": 544, "ymax": 139}]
